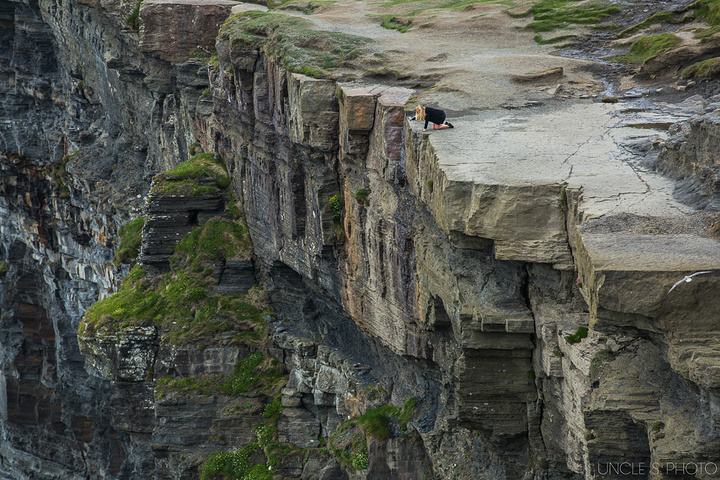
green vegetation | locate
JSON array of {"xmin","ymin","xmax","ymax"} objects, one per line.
[
  {"xmin": 380, "ymin": 15, "xmax": 413, "ymax": 32},
  {"xmin": 613, "ymin": 33, "xmax": 681, "ymax": 64},
  {"xmin": 694, "ymin": 0, "xmax": 720, "ymax": 26},
  {"xmin": 114, "ymin": 217, "xmax": 145, "ymax": 265},
  {"xmin": 201, "ymin": 390, "xmax": 291, "ymax": 479},
  {"xmin": 0, "ymin": 261, "xmax": 7, "ymax": 277},
  {"xmin": 382, "ymin": 0, "xmax": 513, "ymax": 15},
  {"xmin": 526, "ymin": 0, "xmax": 620, "ymax": 33},
  {"xmin": 173, "ymin": 218, "xmax": 252, "ymax": 271},
  {"xmin": 200, "ymin": 443, "xmax": 268, "ymax": 480},
  {"xmin": 651, "ymin": 421, "xmax": 665, "ymax": 433},
  {"xmin": 329, "ymin": 399, "xmax": 416, "ymax": 471},
  {"xmin": 681, "ymin": 57, "xmax": 720, "ymax": 78},
  {"xmin": 327, "ymin": 194, "xmax": 343, "ymax": 220},
  {"xmin": 156, "ymin": 353, "xmax": 284, "ymax": 398},
  {"xmin": 218, "ymin": 11, "xmax": 371, "ymax": 79},
  {"xmin": 353, "ymin": 188, "xmax": 370, "ymax": 205},
  {"xmin": 80, "ymin": 217, "xmax": 263, "ymax": 344},
  {"xmin": 126, "ymin": 0, "xmax": 143, "ymax": 31},
  {"xmin": 565, "ymin": 326, "xmax": 588, "ymax": 344},
  {"xmin": 152, "ymin": 153, "xmax": 230, "ymax": 196}
]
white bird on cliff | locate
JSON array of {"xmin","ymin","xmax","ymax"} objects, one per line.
[{"xmin": 667, "ymin": 271, "xmax": 714, "ymax": 294}]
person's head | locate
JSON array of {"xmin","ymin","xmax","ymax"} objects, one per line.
[{"xmin": 415, "ymin": 105, "xmax": 426, "ymax": 121}]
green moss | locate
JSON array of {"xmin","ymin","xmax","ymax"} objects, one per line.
[
  {"xmin": 327, "ymin": 194, "xmax": 343, "ymax": 220},
  {"xmin": 694, "ymin": 0, "xmax": 720, "ymax": 26},
  {"xmin": 380, "ymin": 15, "xmax": 413, "ymax": 32},
  {"xmin": 80, "ymin": 217, "xmax": 265, "ymax": 345},
  {"xmin": 614, "ymin": 33, "xmax": 681, "ymax": 64},
  {"xmin": 126, "ymin": 0, "xmax": 143, "ymax": 31},
  {"xmin": 327, "ymin": 399, "xmax": 416, "ymax": 471},
  {"xmin": 220, "ymin": 352, "xmax": 284, "ymax": 395},
  {"xmin": 200, "ymin": 443, "xmax": 264, "ymax": 480},
  {"xmin": 565, "ymin": 326, "xmax": 589, "ymax": 344},
  {"xmin": 157, "ymin": 353, "xmax": 284, "ymax": 400},
  {"xmin": 208, "ymin": 54, "xmax": 220, "ymax": 68},
  {"xmin": 151, "ymin": 153, "xmax": 230, "ymax": 197},
  {"xmin": 382, "ymin": 0, "xmax": 513, "ymax": 17},
  {"xmin": 79, "ymin": 265, "xmax": 162, "ymax": 336},
  {"xmin": 156, "ymin": 375, "xmax": 220, "ymax": 398},
  {"xmin": 0, "ymin": 261, "xmax": 7, "ymax": 277},
  {"xmin": 353, "ymin": 188, "xmax": 370, "ymax": 205},
  {"xmin": 114, "ymin": 217, "xmax": 145, "ymax": 265},
  {"xmin": 527, "ymin": 0, "xmax": 620, "ymax": 33},
  {"xmin": 218, "ymin": 11, "xmax": 372, "ymax": 79},
  {"xmin": 681, "ymin": 57, "xmax": 720, "ymax": 78},
  {"xmin": 173, "ymin": 218, "xmax": 252, "ymax": 271},
  {"xmin": 262, "ymin": 397, "xmax": 283, "ymax": 420}
]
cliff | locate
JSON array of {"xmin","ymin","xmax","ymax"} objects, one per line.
[{"xmin": 1, "ymin": 0, "xmax": 719, "ymax": 479}]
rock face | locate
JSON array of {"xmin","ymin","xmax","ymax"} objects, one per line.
[{"xmin": 1, "ymin": 1, "xmax": 719, "ymax": 479}]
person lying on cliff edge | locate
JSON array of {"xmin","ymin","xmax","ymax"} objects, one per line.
[{"xmin": 410, "ymin": 105, "xmax": 454, "ymax": 131}]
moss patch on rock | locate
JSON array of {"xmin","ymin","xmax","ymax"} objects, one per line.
[
  {"xmin": 329, "ymin": 398, "xmax": 416, "ymax": 471},
  {"xmin": 527, "ymin": 0, "xmax": 620, "ymax": 33},
  {"xmin": 80, "ymin": 217, "xmax": 264, "ymax": 345},
  {"xmin": 614, "ymin": 33, "xmax": 681, "ymax": 64},
  {"xmin": 218, "ymin": 11, "xmax": 372, "ymax": 79},
  {"xmin": 151, "ymin": 153, "xmax": 230, "ymax": 196},
  {"xmin": 156, "ymin": 352, "xmax": 285, "ymax": 399},
  {"xmin": 200, "ymin": 443, "xmax": 270, "ymax": 480},
  {"xmin": 565, "ymin": 326, "xmax": 589, "ymax": 344},
  {"xmin": 114, "ymin": 217, "xmax": 145, "ymax": 265},
  {"xmin": 681, "ymin": 57, "xmax": 720, "ymax": 78}
]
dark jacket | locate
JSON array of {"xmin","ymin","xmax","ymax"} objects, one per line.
[{"xmin": 423, "ymin": 107, "xmax": 446, "ymax": 129}]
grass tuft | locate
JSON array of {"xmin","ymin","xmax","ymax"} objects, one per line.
[
  {"xmin": 353, "ymin": 188, "xmax": 370, "ymax": 205},
  {"xmin": 152, "ymin": 153, "xmax": 230, "ymax": 196},
  {"xmin": 200, "ymin": 444, "xmax": 268, "ymax": 480},
  {"xmin": 613, "ymin": 33, "xmax": 681, "ymax": 64},
  {"xmin": 114, "ymin": 217, "xmax": 145, "ymax": 265},
  {"xmin": 126, "ymin": 0, "xmax": 143, "ymax": 31},
  {"xmin": 380, "ymin": 15, "xmax": 413, "ymax": 32},
  {"xmin": 329, "ymin": 398, "xmax": 416, "ymax": 470},
  {"xmin": 156, "ymin": 353, "xmax": 284, "ymax": 399},
  {"xmin": 681, "ymin": 56, "xmax": 720, "ymax": 78},
  {"xmin": 528, "ymin": 0, "xmax": 620, "ymax": 33},
  {"xmin": 80, "ymin": 218, "xmax": 265, "ymax": 344},
  {"xmin": 565, "ymin": 326, "xmax": 589, "ymax": 344}
]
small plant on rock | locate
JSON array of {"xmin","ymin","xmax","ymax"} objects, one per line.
[
  {"xmin": 126, "ymin": 0, "xmax": 143, "ymax": 31},
  {"xmin": 565, "ymin": 326, "xmax": 589, "ymax": 344},
  {"xmin": 327, "ymin": 194, "xmax": 343, "ymax": 220},
  {"xmin": 114, "ymin": 217, "xmax": 145, "ymax": 265},
  {"xmin": 353, "ymin": 188, "xmax": 370, "ymax": 205}
]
